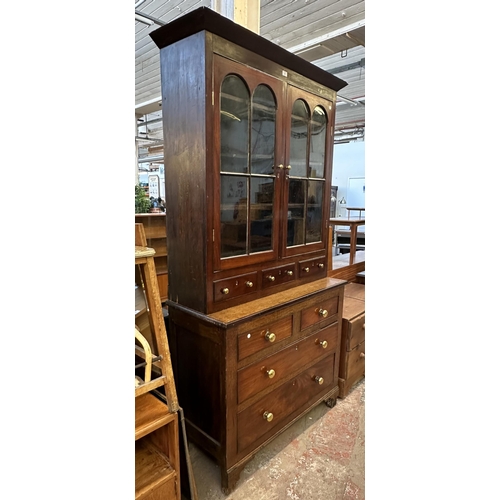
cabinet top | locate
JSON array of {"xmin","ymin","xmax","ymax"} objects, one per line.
[
  {"xmin": 207, "ymin": 277, "xmax": 347, "ymax": 325},
  {"xmin": 150, "ymin": 7, "xmax": 347, "ymax": 93}
]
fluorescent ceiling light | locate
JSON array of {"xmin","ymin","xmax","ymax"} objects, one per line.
[
  {"xmin": 135, "ymin": 13, "xmax": 153, "ymax": 25},
  {"xmin": 337, "ymin": 96, "xmax": 364, "ymax": 106}
]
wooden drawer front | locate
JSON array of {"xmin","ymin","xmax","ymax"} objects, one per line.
[
  {"xmin": 298, "ymin": 256, "xmax": 326, "ymax": 279},
  {"xmin": 238, "ymin": 315, "xmax": 293, "ymax": 361},
  {"xmin": 238, "ymin": 323, "xmax": 338, "ymax": 404},
  {"xmin": 300, "ymin": 294, "xmax": 339, "ymax": 331},
  {"xmin": 348, "ymin": 314, "xmax": 365, "ymax": 350},
  {"xmin": 213, "ymin": 272, "xmax": 258, "ymax": 302},
  {"xmin": 157, "ymin": 273, "xmax": 169, "ymax": 301},
  {"xmin": 237, "ymin": 354, "xmax": 334, "ymax": 452},
  {"xmin": 346, "ymin": 341, "xmax": 365, "ymax": 383},
  {"xmin": 261, "ymin": 263, "xmax": 296, "ymax": 290}
]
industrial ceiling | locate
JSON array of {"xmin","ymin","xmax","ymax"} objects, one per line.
[{"xmin": 135, "ymin": 0, "xmax": 365, "ymax": 166}]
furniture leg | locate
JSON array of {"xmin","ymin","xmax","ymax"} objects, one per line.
[{"xmin": 349, "ymin": 226, "xmax": 358, "ymax": 265}]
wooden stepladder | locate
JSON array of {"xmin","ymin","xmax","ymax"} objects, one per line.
[
  {"xmin": 135, "ymin": 223, "xmax": 180, "ymax": 500},
  {"xmin": 135, "ymin": 244, "xmax": 178, "ymax": 409}
]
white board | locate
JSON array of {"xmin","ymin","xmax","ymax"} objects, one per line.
[{"xmin": 347, "ymin": 177, "xmax": 365, "ymax": 208}]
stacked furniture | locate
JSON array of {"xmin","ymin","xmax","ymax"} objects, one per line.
[
  {"xmin": 135, "ymin": 213, "xmax": 168, "ymax": 302},
  {"xmin": 150, "ymin": 7, "xmax": 348, "ymax": 493},
  {"xmin": 135, "ymin": 224, "xmax": 181, "ymax": 500},
  {"xmin": 338, "ymin": 282, "xmax": 365, "ymax": 398}
]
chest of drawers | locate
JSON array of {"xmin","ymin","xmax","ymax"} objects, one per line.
[
  {"xmin": 166, "ymin": 277, "xmax": 345, "ymax": 493},
  {"xmin": 338, "ymin": 283, "xmax": 365, "ymax": 398}
]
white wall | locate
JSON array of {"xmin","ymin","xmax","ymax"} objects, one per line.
[{"xmin": 331, "ymin": 140, "xmax": 365, "ymax": 218}]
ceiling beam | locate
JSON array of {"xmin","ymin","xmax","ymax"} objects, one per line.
[
  {"xmin": 329, "ymin": 58, "xmax": 365, "ymax": 75},
  {"xmin": 287, "ymin": 20, "xmax": 365, "ymax": 55}
]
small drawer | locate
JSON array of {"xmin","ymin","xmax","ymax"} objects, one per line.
[
  {"xmin": 238, "ymin": 315, "xmax": 293, "ymax": 361},
  {"xmin": 298, "ymin": 256, "xmax": 327, "ymax": 279},
  {"xmin": 261, "ymin": 263, "xmax": 296, "ymax": 289},
  {"xmin": 348, "ymin": 314, "xmax": 365, "ymax": 350},
  {"xmin": 346, "ymin": 341, "xmax": 365, "ymax": 383},
  {"xmin": 213, "ymin": 272, "xmax": 258, "ymax": 302},
  {"xmin": 300, "ymin": 295, "xmax": 339, "ymax": 331},
  {"xmin": 237, "ymin": 354, "xmax": 334, "ymax": 453},
  {"xmin": 237, "ymin": 323, "xmax": 338, "ymax": 404}
]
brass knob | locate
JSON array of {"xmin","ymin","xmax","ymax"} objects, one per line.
[
  {"xmin": 246, "ymin": 281, "xmax": 253, "ymax": 288},
  {"xmin": 286, "ymin": 165, "xmax": 291, "ymax": 170},
  {"xmin": 265, "ymin": 331, "xmax": 276, "ymax": 342},
  {"xmin": 319, "ymin": 340, "xmax": 328, "ymax": 349},
  {"xmin": 221, "ymin": 287, "xmax": 229, "ymax": 295},
  {"xmin": 266, "ymin": 369, "xmax": 276, "ymax": 379},
  {"xmin": 360, "ymin": 352, "xmax": 365, "ymax": 358},
  {"xmin": 314, "ymin": 376, "xmax": 324, "ymax": 385},
  {"xmin": 267, "ymin": 275, "xmax": 275, "ymax": 282},
  {"xmin": 278, "ymin": 164, "xmax": 284, "ymax": 169},
  {"xmin": 318, "ymin": 308, "xmax": 328, "ymax": 318},
  {"xmin": 285, "ymin": 270, "xmax": 293, "ymax": 276},
  {"xmin": 304, "ymin": 267, "xmax": 310, "ymax": 273},
  {"xmin": 263, "ymin": 411, "xmax": 274, "ymax": 422},
  {"xmin": 318, "ymin": 263, "xmax": 324, "ymax": 269}
]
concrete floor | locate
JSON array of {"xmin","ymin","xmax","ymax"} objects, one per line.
[{"xmin": 182, "ymin": 379, "xmax": 365, "ymax": 500}]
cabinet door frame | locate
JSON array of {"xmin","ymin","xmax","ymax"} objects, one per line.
[
  {"xmin": 212, "ymin": 55, "xmax": 285, "ymax": 272},
  {"xmin": 281, "ymin": 85, "xmax": 335, "ymax": 259}
]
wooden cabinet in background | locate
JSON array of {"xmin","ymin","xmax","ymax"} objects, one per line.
[
  {"xmin": 338, "ymin": 283, "xmax": 365, "ymax": 398},
  {"xmin": 135, "ymin": 213, "xmax": 168, "ymax": 302}
]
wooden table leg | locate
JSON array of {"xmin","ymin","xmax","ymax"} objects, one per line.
[{"xmin": 349, "ymin": 225, "xmax": 357, "ymax": 265}]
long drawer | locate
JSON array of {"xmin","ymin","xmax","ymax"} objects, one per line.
[
  {"xmin": 237, "ymin": 354, "xmax": 335, "ymax": 453},
  {"xmin": 237, "ymin": 323, "xmax": 338, "ymax": 404}
]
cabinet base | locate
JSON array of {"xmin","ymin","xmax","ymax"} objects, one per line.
[{"xmin": 338, "ymin": 375, "xmax": 365, "ymax": 399}]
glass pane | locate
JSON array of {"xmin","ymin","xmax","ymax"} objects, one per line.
[
  {"xmin": 287, "ymin": 179, "xmax": 306, "ymax": 246},
  {"xmin": 220, "ymin": 175, "xmax": 248, "ymax": 258},
  {"xmin": 220, "ymin": 75, "xmax": 249, "ymax": 174},
  {"xmin": 251, "ymin": 85, "xmax": 276, "ymax": 175},
  {"xmin": 310, "ymin": 106, "xmax": 327, "ymax": 178},
  {"xmin": 289, "ymin": 99, "xmax": 309, "ymax": 177},
  {"xmin": 250, "ymin": 177, "xmax": 274, "ymax": 253},
  {"xmin": 306, "ymin": 180, "xmax": 324, "ymax": 243}
]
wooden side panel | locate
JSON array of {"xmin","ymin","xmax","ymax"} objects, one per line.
[
  {"xmin": 173, "ymin": 319, "xmax": 223, "ymax": 444},
  {"xmin": 160, "ymin": 32, "xmax": 208, "ymax": 312}
]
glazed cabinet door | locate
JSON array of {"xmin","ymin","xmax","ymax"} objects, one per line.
[
  {"xmin": 282, "ymin": 86, "xmax": 334, "ymax": 258},
  {"xmin": 213, "ymin": 55, "xmax": 285, "ymax": 272}
]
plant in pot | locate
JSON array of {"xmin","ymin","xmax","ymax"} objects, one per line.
[
  {"xmin": 149, "ymin": 196, "xmax": 165, "ymax": 213},
  {"xmin": 135, "ymin": 184, "xmax": 151, "ymax": 213}
]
